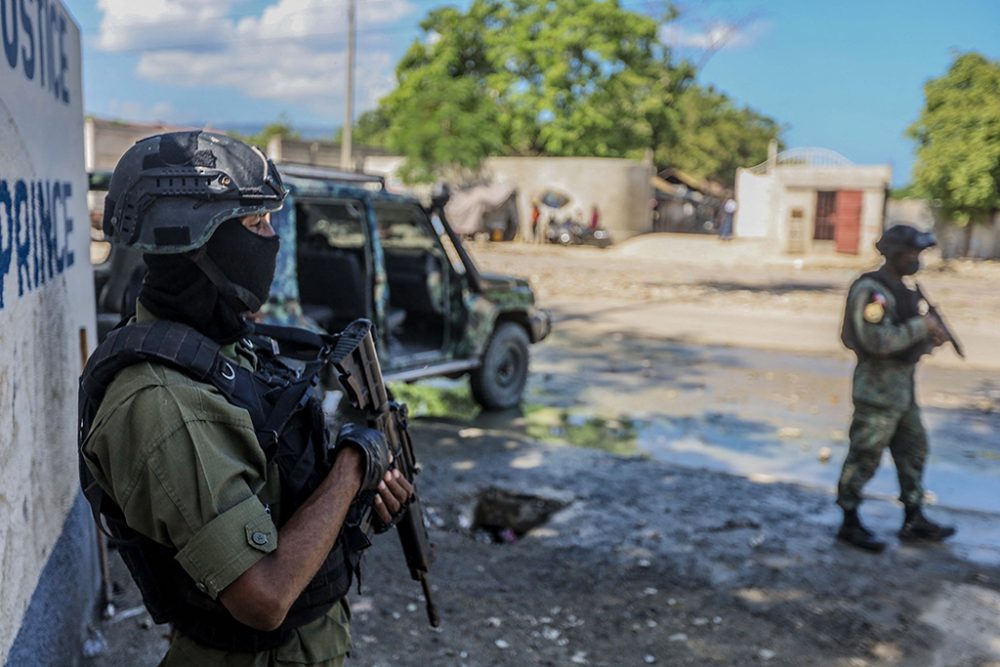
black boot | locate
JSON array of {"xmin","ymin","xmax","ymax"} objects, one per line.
[
  {"xmin": 837, "ymin": 508, "xmax": 886, "ymax": 553},
  {"xmin": 899, "ymin": 506, "xmax": 956, "ymax": 542}
]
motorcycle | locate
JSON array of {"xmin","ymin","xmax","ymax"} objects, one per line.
[{"xmin": 546, "ymin": 219, "xmax": 612, "ymax": 248}]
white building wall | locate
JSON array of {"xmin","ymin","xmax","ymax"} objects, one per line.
[
  {"xmin": 859, "ymin": 189, "xmax": 887, "ymax": 256},
  {"xmin": 736, "ymin": 160, "xmax": 891, "ymax": 255},
  {"xmin": 733, "ymin": 168, "xmax": 772, "ymax": 238},
  {"xmin": 0, "ymin": 3, "xmax": 97, "ymax": 662},
  {"xmin": 777, "ymin": 187, "xmax": 818, "ymax": 254},
  {"xmin": 484, "ymin": 156, "xmax": 653, "ymax": 240}
]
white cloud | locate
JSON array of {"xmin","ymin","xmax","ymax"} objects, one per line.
[
  {"xmin": 96, "ymin": 0, "xmax": 237, "ymax": 52},
  {"xmin": 96, "ymin": 0, "xmax": 417, "ymax": 114},
  {"xmin": 660, "ymin": 20, "xmax": 768, "ymax": 51}
]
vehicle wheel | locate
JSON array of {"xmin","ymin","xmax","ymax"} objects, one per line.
[{"xmin": 470, "ymin": 322, "xmax": 531, "ymax": 410}]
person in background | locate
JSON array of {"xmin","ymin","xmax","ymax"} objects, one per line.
[
  {"xmin": 530, "ymin": 201, "xmax": 541, "ymax": 243},
  {"xmin": 720, "ymin": 197, "xmax": 736, "ymax": 240}
]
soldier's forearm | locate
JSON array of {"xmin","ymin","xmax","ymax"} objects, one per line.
[
  {"xmin": 219, "ymin": 448, "xmax": 363, "ymax": 631},
  {"xmin": 856, "ymin": 315, "xmax": 928, "ymax": 356}
]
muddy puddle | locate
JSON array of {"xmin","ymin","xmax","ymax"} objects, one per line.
[
  {"xmin": 391, "ymin": 381, "xmax": 639, "ymax": 456},
  {"xmin": 391, "ymin": 347, "xmax": 1000, "ymax": 566}
]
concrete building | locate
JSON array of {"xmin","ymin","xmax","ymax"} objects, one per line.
[
  {"xmin": 263, "ymin": 138, "xmax": 655, "ymax": 240},
  {"xmin": 735, "ymin": 147, "xmax": 891, "ymax": 256},
  {"xmin": 887, "ymin": 198, "xmax": 1000, "ymax": 260},
  {"xmin": 2, "ymin": 4, "xmax": 101, "ymax": 665},
  {"xmin": 86, "ymin": 125, "xmax": 654, "ymax": 242},
  {"xmin": 480, "ymin": 157, "xmax": 653, "ymax": 241}
]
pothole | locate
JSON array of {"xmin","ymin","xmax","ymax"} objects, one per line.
[{"xmin": 471, "ymin": 487, "xmax": 571, "ymax": 544}]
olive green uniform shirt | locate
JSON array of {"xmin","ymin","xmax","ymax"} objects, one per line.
[
  {"xmin": 81, "ymin": 305, "xmax": 351, "ymax": 666},
  {"xmin": 845, "ymin": 275, "xmax": 929, "ymax": 408}
]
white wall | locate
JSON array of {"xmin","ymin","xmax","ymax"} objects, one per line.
[
  {"xmin": 734, "ymin": 168, "xmax": 772, "ymax": 238},
  {"xmin": 886, "ymin": 198, "xmax": 937, "ymax": 231},
  {"xmin": 859, "ymin": 189, "xmax": 886, "ymax": 256},
  {"xmin": 0, "ymin": 2, "xmax": 96, "ymax": 661},
  {"xmin": 777, "ymin": 187, "xmax": 818, "ymax": 253},
  {"xmin": 484, "ymin": 156, "xmax": 653, "ymax": 239}
]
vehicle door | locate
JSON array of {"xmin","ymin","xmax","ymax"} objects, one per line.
[{"xmin": 374, "ymin": 200, "xmax": 463, "ymax": 372}]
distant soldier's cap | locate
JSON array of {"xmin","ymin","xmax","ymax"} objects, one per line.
[{"xmin": 875, "ymin": 224, "xmax": 936, "ymax": 256}]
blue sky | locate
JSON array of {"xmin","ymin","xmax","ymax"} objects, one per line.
[{"xmin": 63, "ymin": 0, "xmax": 1000, "ymax": 186}]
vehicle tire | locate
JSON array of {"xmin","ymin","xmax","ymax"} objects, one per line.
[{"xmin": 470, "ymin": 322, "xmax": 531, "ymax": 410}]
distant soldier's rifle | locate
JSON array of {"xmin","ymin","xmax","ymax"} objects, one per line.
[
  {"xmin": 915, "ymin": 283, "xmax": 965, "ymax": 359},
  {"xmin": 326, "ymin": 319, "xmax": 440, "ymax": 627}
]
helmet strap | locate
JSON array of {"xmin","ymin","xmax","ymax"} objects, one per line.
[{"xmin": 186, "ymin": 246, "xmax": 264, "ymax": 313}]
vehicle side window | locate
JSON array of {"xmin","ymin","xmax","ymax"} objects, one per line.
[
  {"xmin": 297, "ymin": 201, "xmax": 365, "ymax": 249},
  {"xmin": 374, "ymin": 203, "xmax": 436, "ymax": 251}
]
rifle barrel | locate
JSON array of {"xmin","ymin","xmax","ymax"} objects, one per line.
[{"xmin": 419, "ymin": 573, "xmax": 440, "ymax": 627}]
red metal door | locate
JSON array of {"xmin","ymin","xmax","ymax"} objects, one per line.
[{"xmin": 833, "ymin": 190, "xmax": 862, "ymax": 254}]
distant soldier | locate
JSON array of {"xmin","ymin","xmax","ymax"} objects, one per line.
[{"xmin": 836, "ymin": 224, "xmax": 955, "ymax": 552}]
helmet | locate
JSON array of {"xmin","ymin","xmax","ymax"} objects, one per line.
[
  {"xmin": 875, "ymin": 224, "xmax": 936, "ymax": 257},
  {"xmin": 103, "ymin": 131, "xmax": 286, "ymax": 253}
]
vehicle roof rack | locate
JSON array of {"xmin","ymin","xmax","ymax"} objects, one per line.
[{"xmin": 275, "ymin": 162, "xmax": 386, "ymax": 190}]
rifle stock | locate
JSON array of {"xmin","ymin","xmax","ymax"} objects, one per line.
[{"xmin": 328, "ymin": 319, "xmax": 440, "ymax": 627}]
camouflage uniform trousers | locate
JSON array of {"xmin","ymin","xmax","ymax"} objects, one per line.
[{"xmin": 836, "ymin": 401, "xmax": 928, "ymax": 510}]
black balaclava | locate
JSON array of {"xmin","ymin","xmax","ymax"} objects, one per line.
[
  {"xmin": 205, "ymin": 218, "xmax": 280, "ymax": 311},
  {"xmin": 139, "ymin": 219, "xmax": 279, "ymax": 344},
  {"xmin": 895, "ymin": 254, "xmax": 921, "ymax": 276}
]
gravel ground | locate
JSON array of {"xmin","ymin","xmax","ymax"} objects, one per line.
[{"xmin": 83, "ymin": 237, "xmax": 1000, "ymax": 667}]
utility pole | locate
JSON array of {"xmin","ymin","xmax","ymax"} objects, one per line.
[{"xmin": 341, "ymin": 0, "xmax": 356, "ymax": 170}]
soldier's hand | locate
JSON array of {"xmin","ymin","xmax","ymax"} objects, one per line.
[
  {"xmin": 374, "ymin": 469, "xmax": 414, "ymax": 526},
  {"xmin": 336, "ymin": 424, "xmax": 393, "ymax": 491},
  {"xmin": 925, "ymin": 316, "xmax": 949, "ymax": 347}
]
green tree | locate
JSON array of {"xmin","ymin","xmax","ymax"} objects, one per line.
[
  {"xmin": 348, "ymin": 108, "xmax": 392, "ymax": 147},
  {"xmin": 375, "ymin": 0, "xmax": 691, "ymax": 181},
  {"xmin": 367, "ymin": 0, "xmax": 782, "ymax": 184},
  {"xmin": 230, "ymin": 113, "xmax": 300, "ymax": 150},
  {"xmin": 669, "ymin": 85, "xmax": 781, "ymax": 187},
  {"xmin": 908, "ymin": 52, "xmax": 1000, "ymax": 225}
]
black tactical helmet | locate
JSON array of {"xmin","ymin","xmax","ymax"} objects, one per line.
[
  {"xmin": 103, "ymin": 131, "xmax": 286, "ymax": 253},
  {"xmin": 875, "ymin": 224, "xmax": 936, "ymax": 257}
]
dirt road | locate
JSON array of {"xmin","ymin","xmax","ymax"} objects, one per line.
[{"xmin": 86, "ymin": 237, "xmax": 1000, "ymax": 667}]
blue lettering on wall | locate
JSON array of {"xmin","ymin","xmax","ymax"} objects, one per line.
[
  {"xmin": 0, "ymin": 177, "xmax": 75, "ymax": 309},
  {"xmin": 19, "ymin": 0, "xmax": 33, "ymax": 80},
  {"xmin": 1, "ymin": 0, "xmax": 17, "ymax": 69},
  {"xmin": 0, "ymin": 180, "xmax": 12, "ymax": 308},
  {"xmin": 1, "ymin": 0, "xmax": 69, "ymax": 104},
  {"xmin": 14, "ymin": 179, "xmax": 30, "ymax": 296}
]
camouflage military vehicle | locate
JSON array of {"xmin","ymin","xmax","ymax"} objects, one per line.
[{"xmin": 91, "ymin": 164, "xmax": 550, "ymax": 410}]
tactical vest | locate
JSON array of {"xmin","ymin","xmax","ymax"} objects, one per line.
[
  {"xmin": 840, "ymin": 268, "xmax": 926, "ymax": 364},
  {"xmin": 79, "ymin": 320, "xmax": 358, "ymax": 652}
]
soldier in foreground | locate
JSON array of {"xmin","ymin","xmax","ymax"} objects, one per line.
[
  {"xmin": 836, "ymin": 224, "xmax": 957, "ymax": 552},
  {"xmin": 78, "ymin": 131, "xmax": 413, "ymax": 665}
]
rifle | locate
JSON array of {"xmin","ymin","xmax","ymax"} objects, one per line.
[
  {"xmin": 915, "ymin": 283, "xmax": 965, "ymax": 359},
  {"xmin": 326, "ymin": 319, "xmax": 440, "ymax": 627}
]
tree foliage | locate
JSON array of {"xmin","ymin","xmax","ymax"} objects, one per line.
[
  {"xmin": 670, "ymin": 85, "xmax": 782, "ymax": 186},
  {"xmin": 365, "ymin": 0, "xmax": 781, "ymax": 185},
  {"xmin": 908, "ymin": 52, "xmax": 1000, "ymax": 224},
  {"xmin": 230, "ymin": 113, "xmax": 300, "ymax": 151}
]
